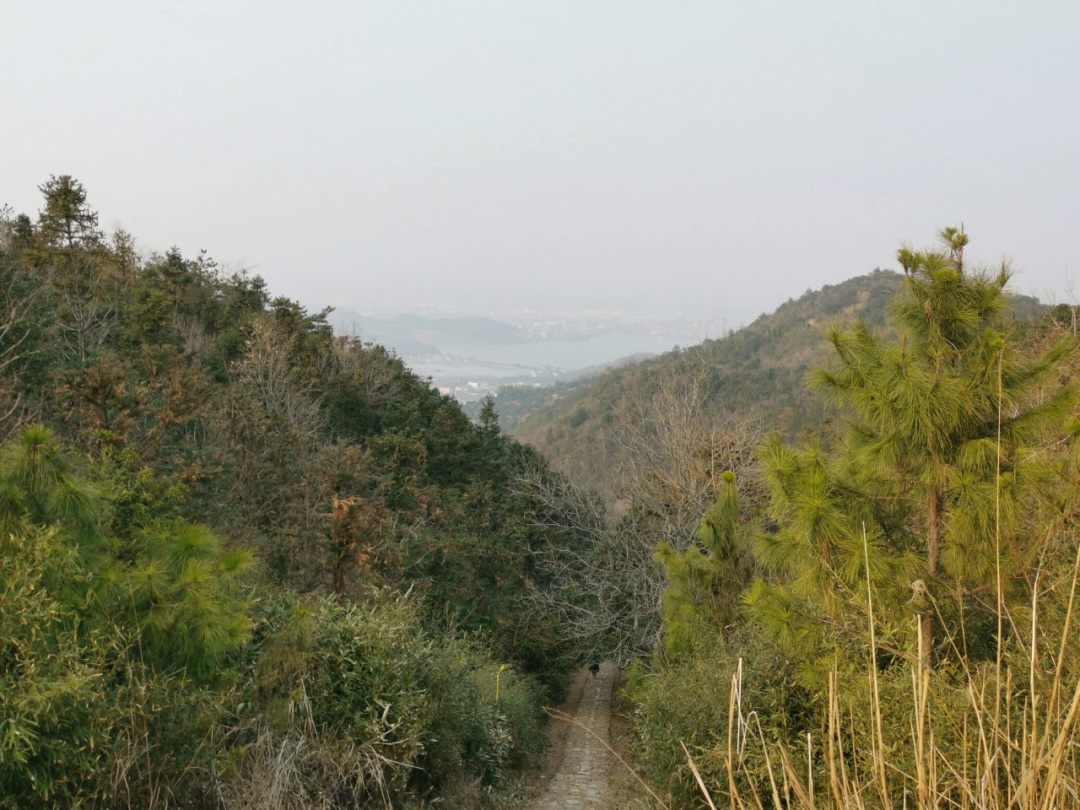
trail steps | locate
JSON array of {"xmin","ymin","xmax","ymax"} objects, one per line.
[{"xmin": 529, "ymin": 663, "xmax": 615, "ymax": 810}]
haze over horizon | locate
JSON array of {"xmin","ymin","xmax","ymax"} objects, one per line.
[{"xmin": 4, "ymin": 1, "xmax": 1080, "ymax": 323}]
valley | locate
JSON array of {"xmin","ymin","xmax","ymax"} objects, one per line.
[{"xmin": 327, "ymin": 307, "xmax": 748, "ymax": 404}]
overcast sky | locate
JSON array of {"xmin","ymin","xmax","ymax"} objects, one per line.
[{"xmin": 3, "ymin": 1, "xmax": 1079, "ymax": 319}]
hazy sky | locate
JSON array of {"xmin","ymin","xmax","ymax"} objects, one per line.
[{"xmin": 4, "ymin": 1, "xmax": 1079, "ymax": 319}]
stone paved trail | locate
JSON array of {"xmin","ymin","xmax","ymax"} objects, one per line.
[{"xmin": 529, "ymin": 662, "xmax": 616, "ymax": 810}]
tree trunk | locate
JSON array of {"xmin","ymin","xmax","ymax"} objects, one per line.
[{"xmin": 921, "ymin": 487, "xmax": 942, "ymax": 669}]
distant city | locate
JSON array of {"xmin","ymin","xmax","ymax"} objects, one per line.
[{"xmin": 327, "ymin": 306, "xmax": 754, "ymax": 403}]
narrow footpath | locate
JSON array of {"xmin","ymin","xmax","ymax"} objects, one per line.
[{"xmin": 529, "ymin": 662, "xmax": 616, "ymax": 810}]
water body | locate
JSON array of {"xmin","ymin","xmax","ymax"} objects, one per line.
[{"xmin": 439, "ymin": 332, "xmax": 693, "ymax": 371}]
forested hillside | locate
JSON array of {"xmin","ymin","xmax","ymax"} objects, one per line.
[
  {"xmin": 0, "ymin": 177, "xmax": 573, "ymax": 808},
  {"xmin": 500, "ymin": 271, "xmax": 1042, "ymax": 495}
]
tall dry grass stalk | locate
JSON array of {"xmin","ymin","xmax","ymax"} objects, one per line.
[{"xmin": 685, "ymin": 538, "xmax": 1080, "ymax": 810}]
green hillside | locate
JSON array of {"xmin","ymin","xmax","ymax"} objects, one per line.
[
  {"xmin": 0, "ymin": 177, "xmax": 569, "ymax": 807},
  {"xmin": 500, "ymin": 270, "xmax": 1042, "ymax": 491}
]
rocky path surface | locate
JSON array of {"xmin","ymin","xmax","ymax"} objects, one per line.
[{"xmin": 529, "ymin": 663, "xmax": 617, "ymax": 810}]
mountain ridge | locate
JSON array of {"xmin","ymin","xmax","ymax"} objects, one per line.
[{"xmin": 497, "ymin": 269, "xmax": 1043, "ymax": 493}]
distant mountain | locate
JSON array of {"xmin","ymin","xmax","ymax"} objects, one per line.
[
  {"xmin": 386, "ymin": 313, "xmax": 529, "ymax": 345},
  {"xmin": 499, "ymin": 270, "xmax": 1043, "ymax": 492},
  {"xmin": 328, "ymin": 310, "xmax": 528, "ymax": 356}
]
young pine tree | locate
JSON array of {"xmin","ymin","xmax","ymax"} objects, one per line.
[
  {"xmin": 745, "ymin": 228, "xmax": 1076, "ymax": 677},
  {"xmin": 657, "ymin": 470, "xmax": 747, "ymax": 657},
  {"xmin": 478, "ymin": 394, "xmax": 500, "ymax": 443}
]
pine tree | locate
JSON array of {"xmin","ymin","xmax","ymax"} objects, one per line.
[
  {"xmin": 479, "ymin": 395, "xmax": 499, "ymax": 441},
  {"xmin": 125, "ymin": 521, "xmax": 253, "ymax": 676},
  {"xmin": 745, "ymin": 229, "xmax": 1076, "ymax": 676},
  {"xmin": 0, "ymin": 425, "xmax": 103, "ymax": 547},
  {"xmin": 37, "ymin": 175, "xmax": 100, "ymax": 254},
  {"xmin": 657, "ymin": 470, "xmax": 746, "ymax": 656},
  {"xmin": 0, "ymin": 426, "xmax": 252, "ymax": 677}
]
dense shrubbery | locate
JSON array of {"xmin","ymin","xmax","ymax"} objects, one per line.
[
  {"xmin": 0, "ymin": 426, "xmax": 245, "ymax": 808},
  {"xmin": 1, "ymin": 178, "xmax": 571, "ymax": 683},
  {"xmin": 0, "ymin": 424, "xmax": 548, "ymax": 808},
  {"xmin": 220, "ymin": 594, "xmax": 546, "ymax": 808},
  {"xmin": 624, "ymin": 629, "xmax": 807, "ymax": 805}
]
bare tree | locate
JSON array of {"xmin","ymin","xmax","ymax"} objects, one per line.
[
  {"xmin": 519, "ymin": 355, "xmax": 762, "ymax": 663},
  {"xmin": 231, "ymin": 318, "xmax": 324, "ymax": 432},
  {"xmin": 0, "ymin": 263, "xmax": 44, "ymax": 435},
  {"xmin": 219, "ymin": 318, "xmax": 329, "ymax": 584},
  {"xmin": 616, "ymin": 356, "xmax": 760, "ymax": 533},
  {"xmin": 331, "ymin": 336, "xmax": 397, "ymax": 411},
  {"xmin": 174, "ymin": 314, "xmax": 214, "ymax": 358},
  {"xmin": 51, "ymin": 265, "xmax": 118, "ymax": 362}
]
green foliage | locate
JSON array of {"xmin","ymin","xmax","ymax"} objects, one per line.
[
  {"xmin": 657, "ymin": 470, "xmax": 748, "ymax": 657},
  {"xmin": 746, "ymin": 230, "xmax": 1076, "ymax": 676},
  {"xmin": 0, "ymin": 419, "xmax": 548, "ymax": 807},
  {"xmin": 0, "ymin": 426, "xmax": 250, "ymax": 807},
  {"xmin": 230, "ymin": 594, "xmax": 545, "ymax": 806},
  {"xmin": 37, "ymin": 175, "xmax": 101, "ymax": 252},
  {"xmin": 421, "ymin": 637, "xmax": 546, "ymax": 785},
  {"xmin": 295, "ymin": 597, "xmax": 434, "ymax": 798},
  {"xmin": 0, "ymin": 425, "xmax": 103, "ymax": 544},
  {"xmin": 124, "ymin": 521, "xmax": 254, "ymax": 677},
  {"xmin": 0, "ymin": 523, "xmax": 115, "ymax": 808}
]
